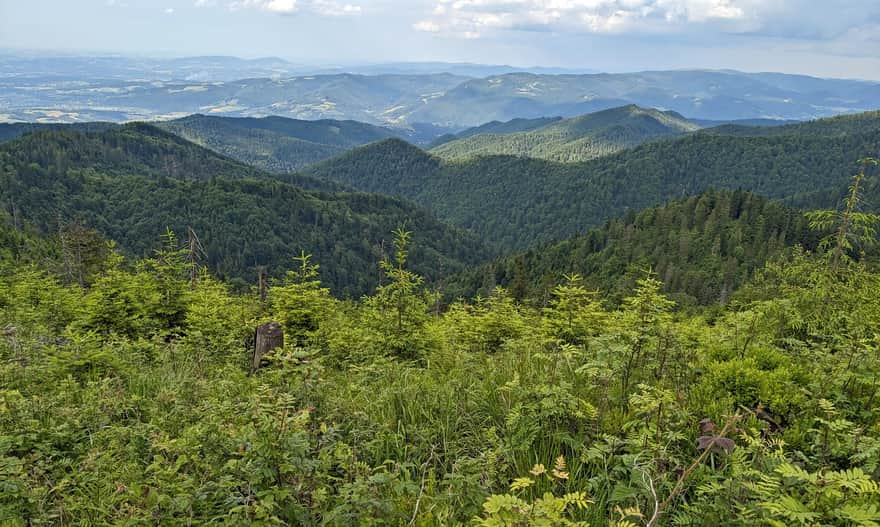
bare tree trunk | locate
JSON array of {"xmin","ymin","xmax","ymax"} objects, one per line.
[
  {"xmin": 251, "ymin": 322, "xmax": 283, "ymax": 374},
  {"xmin": 186, "ymin": 226, "xmax": 205, "ymax": 288},
  {"xmin": 257, "ymin": 266, "xmax": 268, "ymax": 304}
]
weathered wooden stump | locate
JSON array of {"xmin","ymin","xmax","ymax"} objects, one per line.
[{"xmin": 252, "ymin": 322, "xmax": 283, "ymax": 373}]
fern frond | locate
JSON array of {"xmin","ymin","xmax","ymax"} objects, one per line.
[{"xmin": 509, "ymin": 477, "xmax": 534, "ymax": 492}]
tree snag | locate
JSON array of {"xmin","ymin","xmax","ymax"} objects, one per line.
[{"xmin": 252, "ymin": 321, "xmax": 283, "ymax": 373}]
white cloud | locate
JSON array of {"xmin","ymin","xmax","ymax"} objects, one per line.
[
  {"xmin": 228, "ymin": 0, "xmax": 361, "ymax": 16},
  {"xmin": 229, "ymin": 0, "xmax": 298, "ymax": 13},
  {"xmin": 164, "ymin": 7, "xmax": 175, "ymax": 14},
  {"xmin": 414, "ymin": 20, "xmax": 441, "ymax": 32},
  {"xmin": 311, "ymin": 0, "xmax": 361, "ymax": 15},
  {"xmin": 415, "ymin": 0, "xmax": 880, "ymax": 42},
  {"xmin": 413, "ymin": 0, "xmax": 786, "ymax": 38}
]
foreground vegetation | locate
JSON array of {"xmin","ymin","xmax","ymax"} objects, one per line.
[{"xmin": 3, "ymin": 173, "xmax": 880, "ymax": 525}]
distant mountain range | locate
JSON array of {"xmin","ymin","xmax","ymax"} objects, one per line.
[
  {"xmin": 2, "ymin": 56, "xmax": 878, "ymax": 127},
  {"xmin": 402, "ymin": 70, "xmax": 880, "ymax": 126},
  {"xmin": 430, "ymin": 105, "xmax": 700, "ymax": 162},
  {"xmin": 0, "ymin": 72, "xmax": 470, "ymax": 126},
  {"xmin": 0, "ymin": 54, "xmax": 595, "ymax": 82}
]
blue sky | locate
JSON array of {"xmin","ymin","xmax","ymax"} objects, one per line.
[{"xmin": 1, "ymin": 0, "xmax": 879, "ymax": 79}]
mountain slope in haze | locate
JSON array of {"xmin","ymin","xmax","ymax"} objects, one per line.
[
  {"xmin": 306, "ymin": 111, "xmax": 880, "ymax": 252},
  {"xmin": 690, "ymin": 118, "xmax": 802, "ymax": 128},
  {"xmin": 0, "ymin": 126, "xmax": 490, "ymax": 297},
  {"xmin": 5, "ymin": 68, "xmax": 878, "ymax": 127},
  {"xmin": 430, "ymin": 105, "xmax": 699, "ymax": 162},
  {"xmin": 444, "ymin": 190, "xmax": 820, "ymax": 306},
  {"xmin": 1, "ymin": 72, "xmax": 469, "ymax": 127},
  {"xmin": 404, "ymin": 70, "xmax": 880, "ymax": 126},
  {"xmin": 155, "ymin": 114, "xmax": 411, "ymax": 172}
]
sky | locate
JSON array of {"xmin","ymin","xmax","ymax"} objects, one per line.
[{"xmin": 1, "ymin": 0, "xmax": 879, "ymax": 80}]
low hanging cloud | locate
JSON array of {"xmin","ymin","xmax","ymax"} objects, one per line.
[
  {"xmin": 413, "ymin": 0, "xmax": 880, "ymax": 40},
  {"xmin": 225, "ymin": 0, "xmax": 361, "ymax": 16}
]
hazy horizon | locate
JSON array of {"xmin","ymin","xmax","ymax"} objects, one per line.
[
  {"xmin": 4, "ymin": 48, "xmax": 880, "ymax": 83},
  {"xmin": 1, "ymin": 0, "xmax": 879, "ymax": 81}
]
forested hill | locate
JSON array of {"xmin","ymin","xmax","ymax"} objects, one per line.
[
  {"xmin": 306, "ymin": 112, "xmax": 880, "ymax": 251},
  {"xmin": 307, "ymin": 138, "xmax": 444, "ymax": 196},
  {"xmin": 430, "ymin": 105, "xmax": 699, "ymax": 162},
  {"xmin": 444, "ymin": 190, "xmax": 821, "ymax": 306},
  {"xmin": 700, "ymin": 110, "xmax": 880, "ymax": 138},
  {"xmin": 155, "ymin": 114, "xmax": 411, "ymax": 172},
  {"xmin": 0, "ymin": 121, "xmax": 118, "ymax": 143},
  {"xmin": 1, "ymin": 123, "xmax": 269, "ymax": 181},
  {"xmin": 0, "ymin": 126, "xmax": 490, "ymax": 296},
  {"xmin": 428, "ymin": 116, "xmax": 564, "ymax": 148}
]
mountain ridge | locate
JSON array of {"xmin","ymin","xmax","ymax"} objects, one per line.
[
  {"xmin": 430, "ymin": 105, "xmax": 699, "ymax": 162},
  {"xmin": 306, "ymin": 110, "xmax": 880, "ymax": 252},
  {"xmin": 5, "ymin": 67, "xmax": 878, "ymax": 126},
  {"xmin": 154, "ymin": 114, "xmax": 414, "ymax": 172}
]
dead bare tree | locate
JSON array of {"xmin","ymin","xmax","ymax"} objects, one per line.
[{"xmin": 185, "ymin": 226, "xmax": 206, "ymax": 287}]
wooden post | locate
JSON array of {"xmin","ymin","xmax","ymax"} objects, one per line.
[{"xmin": 252, "ymin": 321, "xmax": 283, "ymax": 373}]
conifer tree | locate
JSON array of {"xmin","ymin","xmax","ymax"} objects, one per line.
[
  {"xmin": 806, "ymin": 157, "xmax": 879, "ymax": 269},
  {"xmin": 366, "ymin": 228, "xmax": 433, "ymax": 360},
  {"xmin": 542, "ymin": 274, "xmax": 605, "ymax": 346},
  {"xmin": 270, "ymin": 251, "xmax": 332, "ymax": 347}
]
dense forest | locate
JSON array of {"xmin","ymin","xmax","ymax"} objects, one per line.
[
  {"xmin": 155, "ymin": 115, "xmax": 410, "ymax": 172},
  {"xmin": 444, "ymin": 189, "xmax": 822, "ymax": 306},
  {"xmin": 307, "ymin": 111, "xmax": 880, "ymax": 251},
  {"xmin": 0, "ymin": 125, "xmax": 490, "ymax": 296},
  {"xmin": 430, "ymin": 106, "xmax": 698, "ymax": 163},
  {"xmin": 0, "ymin": 122, "xmax": 118, "ymax": 143},
  {"xmin": 429, "ymin": 116, "xmax": 565, "ymax": 148},
  {"xmin": 699, "ymin": 110, "xmax": 880, "ymax": 138},
  {"xmin": 2, "ymin": 170, "xmax": 880, "ymax": 523}
]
